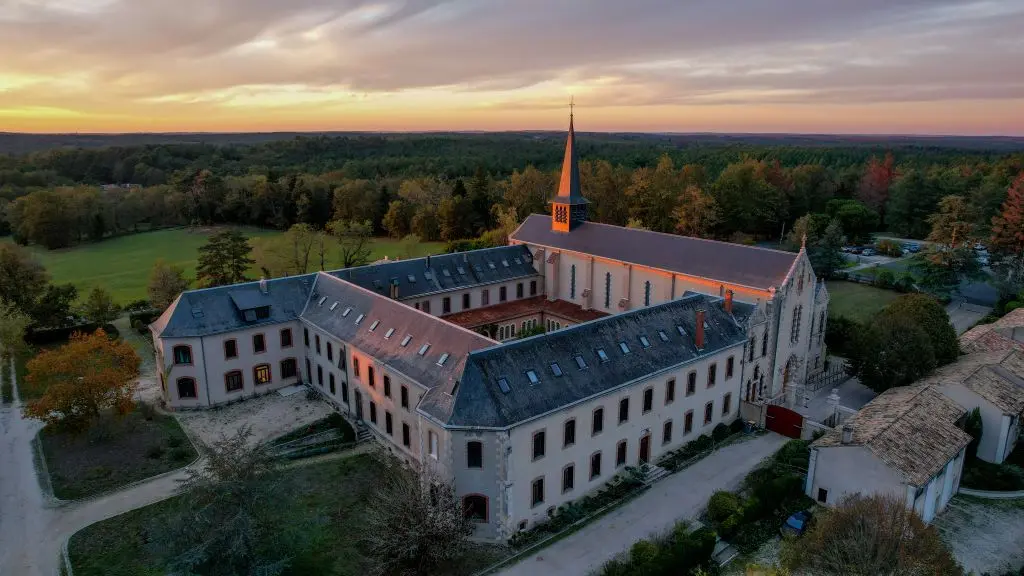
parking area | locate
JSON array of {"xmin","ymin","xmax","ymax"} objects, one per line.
[
  {"xmin": 174, "ymin": 389, "xmax": 335, "ymax": 446},
  {"xmin": 935, "ymin": 496, "xmax": 1024, "ymax": 575}
]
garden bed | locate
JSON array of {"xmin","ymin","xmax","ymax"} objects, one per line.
[{"xmin": 39, "ymin": 404, "xmax": 196, "ymax": 500}]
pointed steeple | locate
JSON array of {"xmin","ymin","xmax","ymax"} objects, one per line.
[{"xmin": 550, "ymin": 103, "xmax": 589, "ymax": 233}]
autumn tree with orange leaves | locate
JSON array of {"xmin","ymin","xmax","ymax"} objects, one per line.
[
  {"xmin": 23, "ymin": 329, "xmax": 141, "ymax": 431},
  {"xmin": 990, "ymin": 173, "xmax": 1024, "ymax": 290}
]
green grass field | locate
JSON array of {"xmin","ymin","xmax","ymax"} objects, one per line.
[
  {"xmin": 826, "ymin": 280, "xmax": 901, "ymax": 322},
  {"xmin": 5, "ymin": 227, "xmax": 445, "ymax": 304}
]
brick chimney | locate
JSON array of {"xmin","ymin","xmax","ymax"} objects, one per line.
[
  {"xmin": 695, "ymin": 309, "xmax": 705, "ymax": 349},
  {"xmin": 724, "ymin": 290, "xmax": 733, "ymax": 314}
]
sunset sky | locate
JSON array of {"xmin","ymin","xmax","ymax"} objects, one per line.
[{"xmin": 2, "ymin": 0, "xmax": 1023, "ymax": 135}]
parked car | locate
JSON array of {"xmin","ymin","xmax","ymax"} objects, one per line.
[
  {"xmin": 848, "ymin": 246, "xmax": 862, "ymax": 254},
  {"xmin": 781, "ymin": 510, "xmax": 813, "ymax": 537},
  {"xmin": 861, "ymin": 248, "xmax": 876, "ymax": 256},
  {"xmin": 974, "ymin": 242, "xmax": 987, "ymax": 252},
  {"xmin": 908, "ymin": 243, "xmax": 921, "ymax": 253}
]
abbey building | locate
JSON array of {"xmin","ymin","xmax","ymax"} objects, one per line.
[{"xmin": 151, "ymin": 115, "xmax": 829, "ymax": 539}]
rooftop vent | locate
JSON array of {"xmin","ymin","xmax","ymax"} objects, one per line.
[
  {"xmin": 369, "ymin": 320, "xmax": 380, "ymax": 331},
  {"xmin": 436, "ymin": 353, "xmax": 450, "ymax": 366},
  {"xmin": 354, "ymin": 313, "xmax": 365, "ymax": 325},
  {"xmin": 384, "ymin": 328, "xmax": 395, "ymax": 339},
  {"xmin": 342, "ymin": 307, "xmax": 352, "ymax": 317},
  {"xmin": 418, "ymin": 343, "xmax": 431, "ymax": 356},
  {"xmin": 259, "ymin": 277, "xmax": 268, "ymax": 295},
  {"xmin": 401, "ymin": 335, "xmax": 412, "ymax": 347},
  {"xmin": 329, "ymin": 302, "xmax": 339, "ymax": 311},
  {"xmin": 497, "ymin": 378, "xmax": 511, "ymax": 394}
]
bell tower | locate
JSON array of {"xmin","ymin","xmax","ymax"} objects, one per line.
[{"xmin": 550, "ymin": 103, "xmax": 589, "ymax": 233}]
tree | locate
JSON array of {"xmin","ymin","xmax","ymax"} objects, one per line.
[
  {"xmin": 928, "ymin": 195, "xmax": 976, "ymax": 249},
  {"xmin": 22, "ymin": 329, "xmax": 141, "ymax": 431},
  {"xmin": 627, "ymin": 155, "xmax": 682, "ymax": 233},
  {"xmin": 825, "ymin": 199, "xmax": 878, "ymax": 245},
  {"xmin": 0, "ymin": 243, "xmax": 49, "ymax": 313},
  {"xmin": 328, "ymin": 219, "xmax": 373, "ymax": 269},
  {"xmin": 363, "ymin": 459, "xmax": 474, "ymax": 576},
  {"xmin": 810, "ymin": 219, "xmax": 846, "ymax": 279},
  {"xmin": 0, "ymin": 298, "xmax": 31, "ymax": 354},
  {"xmin": 438, "ymin": 195, "xmax": 474, "ymax": 242},
  {"xmin": 912, "ymin": 247, "xmax": 983, "ymax": 297},
  {"xmin": 148, "ymin": 259, "xmax": 190, "ymax": 311},
  {"xmin": 856, "ymin": 153, "xmax": 896, "ymax": 216},
  {"xmin": 882, "ymin": 293, "xmax": 959, "ymax": 365},
  {"xmin": 150, "ymin": 426, "xmax": 294, "ymax": 576},
  {"xmin": 30, "ymin": 283, "xmax": 78, "ymax": 328},
  {"xmin": 503, "ymin": 166, "xmax": 554, "ymax": 218},
  {"xmin": 781, "ymin": 493, "xmax": 962, "ymax": 576},
  {"xmin": 712, "ymin": 160, "xmax": 786, "ymax": 238},
  {"xmin": 196, "ymin": 230, "xmax": 254, "ymax": 287},
  {"xmin": 990, "ymin": 173, "xmax": 1024, "ymax": 291},
  {"xmin": 886, "ymin": 169, "xmax": 942, "ymax": 239},
  {"xmin": 381, "ymin": 200, "xmax": 415, "ymax": 239},
  {"xmin": 251, "ymin": 223, "xmax": 319, "ymax": 278},
  {"xmin": 78, "ymin": 286, "xmax": 120, "ymax": 324},
  {"xmin": 410, "ymin": 205, "xmax": 441, "ymax": 242},
  {"xmin": 673, "ymin": 184, "xmax": 720, "ymax": 238}
]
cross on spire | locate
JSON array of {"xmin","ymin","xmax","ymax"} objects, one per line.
[{"xmin": 569, "ymin": 95, "xmax": 574, "ymax": 118}]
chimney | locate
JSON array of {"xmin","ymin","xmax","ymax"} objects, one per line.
[
  {"xmin": 259, "ymin": 277, "xmax": 268, "ymax": 295},
  {"xmin": 724, "ymin": 290, "xmax": 733, "ymax": 314},
  {"xmin": 841, "ymin": 424, "xmax": 854, "ymax": 445},
  {"xmin": 695, "ymin": 309, "xmax": 705, "ymax": 349}
]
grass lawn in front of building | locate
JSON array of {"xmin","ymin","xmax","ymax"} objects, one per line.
[
  {"xmin": 825, "ymin": 281, "xmax": 901, "ymax": 323},
  {"xmin": 39, "ymin": 407, "xmax": 196, "ymax": 500},
  {"xmin": 68, "ymin": 453, "xmax": 508, "ymax": 576},
  {"xmin": 5, "ymin": 227, "xmax": 446, "ymax": 304}
]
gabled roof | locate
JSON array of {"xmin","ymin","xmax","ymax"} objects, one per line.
[
  {"xmin": 300, "ymin": 272, "xmax": 496, "ymax": 423},
  {"xmin": 960, "ymin": 308, "xmax": 1024, "ymax": 354},
  {"xmin": 448, "ymin": 294, "xmax": 751, "ymax": 428},
  {"xmin": 921, "ymin": 350, "xmax": 1024, "ymax": 416},
  {"xmin": 812, "ymin": 386, "xmax": 971, "ymax": 487},
  {"xmin": 330, "ymin": 245, "xmax": 538, "ymax": 301},
  {"xmin": 151, "ymin": 274, "xmax": 315, "ymax": 338},
  {"xmin": 510, "ymin": 214, "xmax": 797, "ymax": 290}
]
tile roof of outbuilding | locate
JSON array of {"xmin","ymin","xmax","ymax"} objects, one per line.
[
  {"xmin": 301, "ymin": 272, "xmax": 497, "ymax": 423},
  {"xmin": 448, "ymin": 294, "xmax": 751, "ymax": 428},
  {"xmin": 329, "ymin": 245, "xmax": 538, "ymax": 301},
  {"xmin": 812, "ymin": 385, "xmax": 971, "ymax": 487},
  {"xmin": 510, "ymin": 214, "xmax": 798, "ymax": 290},
  {"xmin": 960, "ymin": 308, "xmax": 1024, "ymax": 354},
  {"xmin": 921, "ymin": 350, "xmax": 1024, "ymax": 416}
]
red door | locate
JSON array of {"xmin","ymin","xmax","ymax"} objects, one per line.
[{"xmin": 766, "ymin": 405, "xmax": 804, "ymax": 439}]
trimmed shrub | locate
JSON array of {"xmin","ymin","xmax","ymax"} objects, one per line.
[
  {"xmin": 711, "ymin": 422, "xmax": 731, "ymax": 442},
  {"xmin": 873, "ymin": 267, "xmax": 895, "ymax": 288},
  {"xmin": 690, "ymin": 434, "xmax": 713, "ymax": 452},
  {"xmin": 729, "ymin": 418, "xmax": 746, "ymax": 434},
  {"xmin": 707, "ymin": 490, "xmax": 741, "ymax": 523}
]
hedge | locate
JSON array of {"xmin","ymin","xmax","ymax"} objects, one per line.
[{"xmin": 26, "ymin": 323, "xmax": 119, "ymax": 345}]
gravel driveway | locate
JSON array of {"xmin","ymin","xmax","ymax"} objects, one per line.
[
  {"xmin": 174, "ymin": 389, "xmax": 335, "ymax": 446},
  {"xmin": 935, "ymin": 496, "xmax": 1024, "ymax": 574}
]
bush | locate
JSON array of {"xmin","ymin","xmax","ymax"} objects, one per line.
[
  {"xmin": 598, "ymin": 522, "xmax": 717, "ymax": 576},
  {"xmin": 825, "ymin": 316, "xmax": 859, "ymax": 356},
  {"xmin": 128, "ymin": 309, "xmax": 161, "ymax": 329},
  {"xmin": 123, "ymin": 300, "xmax": 152, "ymax": 312},
  {"xmin": 146, "ymin": 445, "xmax": 165, "ymax": 459},
  {"xmin": 711, "ymin": 422, "xmax": 731, "ymax": 442},
  {"xmin": 729, "ymin": 418, "xmax": 746, "ymax": 434},
  {"xmin": 896, "ymin": 271, "xmax": 916, "ymax": 292},
  {"xmin": 707, "ymin": 490, "xmax": 741, "ymax": 523},
  {"xmin": 691, "ymin": 434, "xmax": 713, "ymax": 452},
  {"xmin": 873, "ymin": 267, "xmax": 895, "ymax": 288},
  {"xmin": 962, "ymin": 460, "xmax": 1024, "ymax": 491}
]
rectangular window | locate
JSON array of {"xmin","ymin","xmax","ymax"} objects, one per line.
[
  {"xmin": 499, "ymin": 286, "xmax": 507, "ymax": 302},
  {"xmin": 327, "ymin": 342, "xmax": 333, "ymax": 362},
  {"xmin": 704, "ymin": 402, "xmax": 713, "ymax": 425},
  {"xmin": 177, "ymin": 377, "xmax": 197, "ymax": 399},
  {"xmin": 462, "ymin": 293, "xmax": 470, "ymax": 310},
  {"xmin": 223, "ymin": 339, "xmax": 237, "ymax": 359},
  {"xmin": 726, "ymin": 356, "xmax": 734, "ymax": 379},
  {"xmin": 401, "ymin": 386, "xmax": 409, "ymax": 409},
  {"xmin": 532, "ymin": 430, "xmax": 545, "ymax": 460},
  {"xmin": 642, "ymin": 388, "xmax": 653, "ymax": 413},
  {"xmin": 530, "ymin": 280, "xmax": 537, "ymax": 296},
  {"xmin": 443, "ymin": 297, "xmax": 451, "ymax": 314},
  {"xmin": 663, "ymin": 421, "xmax": 673, "ymax": 445},
  {"xmin": 562, "ymin": 465, "xmax": 574, "ymax": 493},
  {"xmin": 687, "ymin": 372, "xmax": 696, "ymax": 395},
  {"xmin": 618, "ymin": 398, "xmax": 629, "ymax": 424},
  {"xmin": 280, "ymin": 328, "xmax": 292, "ymax": 348},
  {"xmin": 482, "ymin": 289, "xmax": 490, "ymax": 306},
  {"xmin": 590, "ymin": 452, "xmax": 602, "ymax": 480},
  {"xmin": 516, "ymin": 283, "xmax": 524, "ymax": 298},
  {"xmin": 531, "ymin": 478, "xmax": 544, "ymax": 507},
  {"xmin": 817, "ymin": 488, "xmax": 828, "ymax": 503},
  {"xmin": 342, "ymin": 381, "xmax": 348, "ymax": 403},
  {"xmin": 723, "ymin": 393, "xmax": 732, "ymax": 416},
  {"xmin": 467, "ymin": 441, "xmax": 483, "ymax": 468},
  {"xmin": 402, "ymin": 423, "xmax": 410, "ymax": 447},
  {"xmin": 329, "ymin": 373, "xmax": 336, "ymax": 394},
  {"xmin": 616, "ymin": 440, "xmax": 627, "ymax": 466},
  {"xmin": 280, "ymin": 358, "xmax": 297, "ymax": 379},
  {"xmin": 563, "ymin": 419, "xmax": 576, "ymax": 447},
  {"xmin": 368, "ymin": 366, "xmax": 376, "ymax": 388},
  {"xmin": 428, "ymin": 431, "xmax": 438, "ymax": 459},
  {"xmin": 385, "ymin": 412, "xmax": 393, "ymax": 435},
  {"xmin": 254, "ymin": 364, "xmax": 271, "ymax": 385},
  {"xmin": 317, "ymin": 365, "xmax": 323, "ymax": 386},
  {"xmin": 665, "ymin": 378, "xmax": 676, "ymax": 404},
  {"xmin": 592, "ymin": 408, "xmax": 604, "ymax": 435},
  {"xmin": 225, "ymin": 371, "xmax": 243, "ymax": 392},
  {"xmin": 384, "ymin": 375, "xmax": 391, "ymax": 398},
  {"xmin": 315, "ymin": 334, "xmax": 321, "ymax": 355},
  {"xmin": 685, "ymin": 411, "xmax": 694, "ymax": 434},
  {"xmin": 353, "ymin": 357, "xmax": 360, "ymax": 379},
  {"xmin": 253, "ymin": 334, "xmax": 266, "ymax": 354},
  {"xmin": 708, "ymin": 364, "xmax": 717, "ymax": 388},
  {"xmin": 304, "ymin": 328, "xmax": 310, "ymax": 347},
  {"xmin": 422, "ymin": 300, "xmax": 431, "ymax": 314}
]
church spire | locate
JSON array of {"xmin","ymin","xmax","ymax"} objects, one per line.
[{"xmin": 550, "ymin": 100, "xmax": 589, "ymax": 233}]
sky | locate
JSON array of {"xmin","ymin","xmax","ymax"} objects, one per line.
[{"xmin": 1, "ymin": 0, "xmax": 1023, "ymax": 135}]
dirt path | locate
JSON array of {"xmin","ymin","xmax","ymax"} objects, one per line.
[{"xmin": 936, "ymin": 496, "xmax": 1024, "ymax": 574}]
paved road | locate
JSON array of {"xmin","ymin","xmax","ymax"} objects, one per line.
[
  {"xmin": 946, "ymin": 302, "xmax": 993, "ymax": 335},
  {"xmin": 496, "ymin": 433, "xmax": 789, "ymax": 576}
]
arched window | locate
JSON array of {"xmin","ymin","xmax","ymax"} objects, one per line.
[
  {"xmin": 172, "ymin": 345, "xmax": 192, "ymax": 365},
  {"xmin": 748, "ymin": 336, "xmax": 755, "ymax": 362},
  {"xmin": 570, "ymin": 265, "xmax": 576, "ymax": 299},
  {"xmin": 761, "ymin": 332, "xmax": 769, "ymax": 357},
  {"xmin": 644, "ymin": 281, "xmax": 651, "ymax": 307},
  {"xmin": 604, "ymin": 272, "xmax": 612, "ymax": 309},
  {"xmin": 463, "ymin": 494, "xmax": 488, "ymax": 522},
  {"xmin": 176, "ymin": 377, "xmax": 197, "ymax": 399}
]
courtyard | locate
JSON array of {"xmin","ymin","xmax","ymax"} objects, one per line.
[{"xmin": 935, "ymin": 496, "xmax": 1024, "ymax": 575}]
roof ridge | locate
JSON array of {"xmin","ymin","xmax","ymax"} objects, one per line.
[
  {"xmin": 340, "ymin": 244, "xmax": 528, "ymax": 276},
  {"xmin": 182, "ymin": 272, "xmax": 315, "ymax": 296}
]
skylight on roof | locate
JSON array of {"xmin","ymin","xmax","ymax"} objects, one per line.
[
  {"xmin": 703, "ymin": 321, "xmax": 710, "ymax": 329},
  {"xmin": 401, "ymin": 335, "xmax": 412, "ymax": 347},
  {"xmin": 408, "ymin": 274, "xmax": 416, "ymax": 283},
  {"xmin": 442, "ymin": 268, "xmax": 451, "ymax": 277},
  {"xmin": 318, "ymin": 296, "xmax": 327, "ymax": 306},
  {"xmin": 369, "ymin": 320, "xmax": 380, "ymax": 331},
  {"xmin": 658, "ymin": 330, "xmax": 669, "ymax": 342},
  {"xmin": 424, "ymin": 271, "xmax": 434, "ymax": 280},
  {"xmin": 526, "ymin": 370, "xmax": 539, "ymax": 384},
  {"xmin": 354, "ymin": 314, "xmax": 365, "ymax": 325},
  {"xmin": 488, "ymin": 261, "xmax": 496, "ymax": 269},
  {"xmin": 514, "ymin": 257, "xmax": 522, "ymax": 265},
  {"xmin": 342, "ymin": 307, "xmax": 352, "ymax": 317},
  {"xmin": 596, "ymin": 348, "xmax": 609, "ymax": 362},
  {"xmin": 619, "ymin": 342, "xmax": 631, "ymax": 354},
  {"xmin": 550, "ymin": 363, "xmax": 563, "ymax": 377},
  {"xmin": 384, "ymin": 328, "xmax": 395, "ymax": 339},
  {"xmin": 473, "ymin": 264, "xmax": 483, "ymax": 274},
  {"xmin": 501, "ymin": 259, "xmax": 509, "ymax": 267},
  {"xmin": 497, "ymin": 378, "xmax": 511, "ymax": 394},
  {"xmin": 418, "ymin": 343, "xmax": 431, "ymax": 356},
  {"xmin": 457, "ymin": 266, "xmax": 466, "ymax": 275},
  {"xmin": 437, "ymin": 353, "xmax": 450, "ymax": 366},
  {"xmin": 524, "ymin": 253, "xmax": 532, "ymax": 262},
  {"xmin": 574, "ymin": 355, "xmax": 587, "ymax": 370},
  {"xmin": 329, "ymin": 302, "xmax": 339, "ymax": 311},
  {"xmin": 677, "ymin": 326, "xmax": 686, "ymax": 336},
  {"xmin": 639, "ymin": 335, "xmax": 651, "ymax": 348}
]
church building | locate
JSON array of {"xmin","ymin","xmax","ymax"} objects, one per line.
[{"xmin": 151, "ymin": 114, "xmax": 828, "ymax": 539}]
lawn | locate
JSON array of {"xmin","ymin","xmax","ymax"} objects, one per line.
[
  {"xmin": 40, "ymin": 407, "xmax": 196, "ymax": 500},
  {"xmin": 5, "ymin": 227, "xmax": 445, "ymax": 304},
  {"xmin": 68, "ymin": 454, "xmax": 507, "ymax": 575},
  {"xmin": 826, "ymin": 281, "xmax": 901, "ymax": 322}
]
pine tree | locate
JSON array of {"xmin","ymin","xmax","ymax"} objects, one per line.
[{"xmin": 196, "ymin": 230, "xmax": 254, "ymax": 287}]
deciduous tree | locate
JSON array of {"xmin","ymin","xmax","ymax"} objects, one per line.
[
  {"xmin": 196, "ymin": 229, "xmax": 254, "ymax": 287},
  {"xmin": 856, "ymin": 152, "xmax": 896, "ymax": 216},
  {"xmin": 0, "ymin": 243, "xmax": 48, "ymax": 313},
  {"xmin": 328, "ymin": 219, "xmax": 373, "ymax": 269},
  {"xmin": 78, "ymin": 286, "xmax": 120, "ymax": 324},
  {"xmin": 148, "ymin": 259, "xmax": 190, "ymax": 311},
  {"xmin": 673, "ymin": 184, "xmax": 720, "ymax": 238},
  {"xmin": 927, "ymin": 195, "xmax": 976, "ymax": 248},
  {"xmin": 23, "ymin": 329, "xmax": 141, "ymax": 431},
  {"xmin": 990, "ymin": 173, "xmax": 1024, "ymax": 290},
  {"xmin": 381, "ymin": 200, "xmax": 415, "ymax": 239},
  {"xmin": 0, "ymin": 298, "xmax": 31, "ymax": 354},
  {"xmin": 30, "ymin": 283, "xmax": 78, "ymax": 328}
]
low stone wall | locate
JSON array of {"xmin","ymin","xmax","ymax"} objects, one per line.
[{"xmin": 959, "ymin": 487, "xmax": 1024, "ymax": 499}]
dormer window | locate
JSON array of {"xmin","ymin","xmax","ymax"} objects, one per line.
[
  {"xmin": 318, "ymin": 296, "xmax": 327, "ymax": 306},
  {"xmin": 369, "ymin": 320, "xmax": 380, "ymax": 331},
  {"xmin": 457, "ymin": 266, "xmax": 466, "ymax": 275},
  {"xmin": 437, "ymin": 353, "xmax": 450, "ymax": 366},
  {"xmin": 401, "ymin": 335, "xmax": 412, "ymax": 347},
  {"xmin": 418, "ymin": 343, "xmax": 431, "ymax": 356},
  {"xmin": 408, "ymin": 274, "xmax": 416, "ymax": 283},
  {"xmin": 658, "ymin": 330, "xmax": 669, "ymax": 342},
  {"xmin": 442, "ymin": 268, "xmax": 451, "ymax": 277},
  {"xmin": 526, "ymin": 370, "xmax": 539, "ymax": 384},
  {"xmin": 243, "ymin": 309, "xmax": 256, "ymax": 322},
  {"xmin": 639, "ymin": 336, "xmax": 651, "ymax": 348},
  {"xmin": 355, "ymin": 314, "xmax": 364, "ymax": 325},
  {"xmin": 255, "ymin": 307, "xmax": 269, "ymax": 320}
]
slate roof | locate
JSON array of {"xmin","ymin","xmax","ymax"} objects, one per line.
[
  {"xmin": 921, "ymin": 350, "xmax": 1024, "ymax": 416},
  {"xmin": 510, "ymin": 214, "xmax": 798, "ymax": 290},
  {"xmin": 301, "ymin": 272, "xmax": 497, "ymax": 423},
  {"xmin": 447, "ymin": 294, "xmax": 751, "ymax": 428},
  {"xmin": 812, "ymin": 386, "xmax": 971, "ymax": 487},
  {"xmin": 441, "ymin": 295, "xmax": 607, "ymax": 328},
  {"xmin": 960, "ymin": 308, "xmax": 1024, "ymax": 354},
  {"xmin": 552, "ymin": 114, "xmax": 587, "ymax": 205},
  {"xmin": 151, "ymin": 274, "xmax": 315, "ymax": 338},
  {"xmin": 330, "ymin": 245, "xmax": 538, "ymax": 301}
]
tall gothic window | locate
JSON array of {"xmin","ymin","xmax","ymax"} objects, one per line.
[
  {"xmin": 762, "ymin": 332, "xmax": 769, "ymax": 357},
  {"xmin": 644, "ymin": 281, "xmax": 651, "ymax": 307},
  {"xmin": 791, "ymin": 305, "xmax": 803, "ymax": 343},
  {"xmin": 570, "ymin": 265, "xmax": 576, "ymax": 299},
  {"xmin": 604, "ymin": 272, "xmax": 612, "ymax": 309}
]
